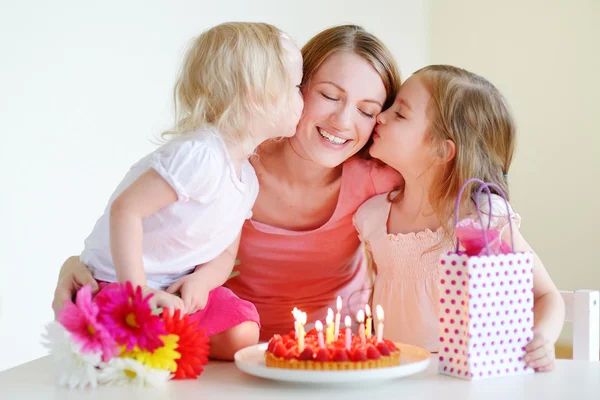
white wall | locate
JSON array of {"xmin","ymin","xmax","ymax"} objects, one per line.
[
  {"xmin": 0, "ymin": 0, "xmax": 427, "ymax": 371},
  {"xmin": 427, "ymin": 0, "xmax": 600, "ymax": 352}
]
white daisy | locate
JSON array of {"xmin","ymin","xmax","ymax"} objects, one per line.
[
  {"xmin": 41, "ymin": 321, "xmax": 101, "ymax": 389},
  {"xmin": 98, "ymin": 357, "xmax": 171, "ymax": 388}
]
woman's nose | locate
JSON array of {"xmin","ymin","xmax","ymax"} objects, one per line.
[
  {"xmin": 330, "ymin": 105, "xmax": 353, "ymax": 131},
  {"xmin": 376, "ymin": 111, "xmax": 387, "ymax": 125}
]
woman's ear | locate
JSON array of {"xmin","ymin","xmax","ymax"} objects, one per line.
[{"xmin": 437, "ymin": 139, "xmax": 456, "ymax": 164}]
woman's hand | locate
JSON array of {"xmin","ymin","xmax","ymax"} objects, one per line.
[{"xmin": 52, "ymin": 256, "xmax": 99, "ymax": 318}]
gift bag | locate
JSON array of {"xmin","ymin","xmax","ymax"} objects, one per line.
[{"xmin": 438, "ymin": 178, "xmax": 535, "ymax": 380}]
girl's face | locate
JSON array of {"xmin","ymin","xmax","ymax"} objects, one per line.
[
  {"xmin": 370, "ymin": 75, "xmax": 435, "ymax": 179},
  {"xmin": 266, "ymin": 38, "xmax": 304, "ymax": 140},
  {"xmin": 291, "ymin": 51, "xmax": 386, "ymax": 168}
]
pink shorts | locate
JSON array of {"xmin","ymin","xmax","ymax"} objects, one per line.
[{"xmin": 96, "ymin": 282, "xmax": 260, "ymax": 337}]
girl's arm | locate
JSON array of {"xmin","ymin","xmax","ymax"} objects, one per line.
[
  {"xmin": 191, "ymin": 231, "xmax": 241, "ymax": 289},
  {"xmin": 502, "ymin": 226, "xmax": 565, "ymax": 370},
  {"xmin": 166, "ymin": 232, "xmax": 241, "ymax": 313},
  {"xmin": 110, "ymin": 169, "xmax": 178, "ymax": 287}
]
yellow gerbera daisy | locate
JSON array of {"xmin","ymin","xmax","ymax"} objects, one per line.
[{"xmin": 121, "ymin": 334, "xmax": 181, "ymax": 372}]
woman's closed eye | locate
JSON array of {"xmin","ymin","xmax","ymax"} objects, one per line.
[
  {"xmin": 320, "ymin": 92, "xmax": 339, "ymax": 101},
  {"xmin": 359, "ymin": 109, "xmax": 375, "ymax": 119},
  {"xmin": 320, "ymin": 90, "xmax": 376, "ymax": 118},
  {"xmin": 395, "ymin": 111, "xmax": 405, "ymax": 119}
]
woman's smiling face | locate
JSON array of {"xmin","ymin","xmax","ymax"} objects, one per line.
[{"xmin": 290, "ymin": 51, "xmax": 387, "ymax": 168}]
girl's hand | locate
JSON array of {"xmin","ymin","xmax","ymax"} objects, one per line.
[
  {"xmin": 142, "ymin": 286, "xmax": 185, "ymax": 314},
  {"xmin": 166, "ymin": 274, "xmax": 209, "ymax": 315},
  {"xmin": 524, "ymin": 331, "xmax": 556, "ymax": 372}
]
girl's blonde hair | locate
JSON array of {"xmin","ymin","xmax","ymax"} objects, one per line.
[
  {"xmin": 301, "ymin": 25, "xmax": 401, "ymax": 158},
  {"xmin": 412, "ymin": 65, "xmax": 516, "ymax": 243},
  {"xmin": 163, "ymin": 22, "xmax": 294, "ymax": 152}
]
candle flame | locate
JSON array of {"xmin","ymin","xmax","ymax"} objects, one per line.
[
  {"xmin": 315, "ymin": 320, "xmax": 323, "ymax": 332},
  {"xmin": 328, "ymin": 308, "xmax": 334, "ymax": 319},
  {"xmin": 376, "ymin": 304, "xmax": 384, "ymax": 321},
  {"xmin": 292, "ymin": 307, "xmax": 300, "ymax": 320},
  {"xmin": 345, "ymin": 315, "xmax": 352, "ymax": 328},
  {"xmin": 300, "ymin": 312, "xmax": 307, "ymax": 325},
  {"xmin": 326, "ymin": 312, "xmax": 333, "ymax": 325},
  {"xmin": 336, "ymin": 296, "xmax": 342, "ymax": 311},
  {"xmin": 357, "ymin": 309, "xmax": 365, "ymax": 323},
  {"xmin": 365, "ymin": 304, "xmax": 371, "ymax": 317}
]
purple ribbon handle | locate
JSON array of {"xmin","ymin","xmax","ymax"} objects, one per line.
[{"xmin": 454, "ymin": 178, "xmax": 516, "ymax": 255}]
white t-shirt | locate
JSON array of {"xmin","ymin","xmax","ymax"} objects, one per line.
[{"xmin": 80, "ymin": 129, "xmax": 259, "ymax": 290}]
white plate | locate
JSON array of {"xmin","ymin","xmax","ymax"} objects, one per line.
[{"xmin": 234, "ymin": 342, "xmax": 431, "ymax": 384}]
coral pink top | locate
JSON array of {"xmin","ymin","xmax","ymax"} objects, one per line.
[{"xmin": 225, "ymin": 158, "xmax": 401, "ymax": 340}]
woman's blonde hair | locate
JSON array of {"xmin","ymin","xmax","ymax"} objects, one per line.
[
  {"xmin": 301, "ymin": 25, "xmax": 401, "ymax": 158},
  {"xmin": 162, "ymin": 22, "xmax": 294, "ymax": 152},
  {"xmin": 412, "ymin": 65, "xmax": 516, "ymax": 244}
]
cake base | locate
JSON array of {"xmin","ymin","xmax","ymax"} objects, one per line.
[{"xmin": 265, "ymin": 350, "xmax": 401, "ymax": 370}]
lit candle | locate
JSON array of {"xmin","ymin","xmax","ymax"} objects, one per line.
[
  {"xmin": 345, "ymin": 315, "xmax": 352, "ymax": 351},
  {"xmin": 365, "ymin": 304, "xmax": 372, "ymax": 339},
  {"xmin": 334, "ymin": 296, "xmax": 342, "ymax": 339},
  {"xmin": 326, "ymin": 308, "xmax": 334, "ymax": 345},
  {"xmin": 376, "ymin": 305, "xmax": 384, "ymax": 343},
  {"xmin": 292, "ymin": 307, "xmax": 299, "ymax": 339},
  {"xmin": 357, "ymin": 309, "xmax": 366, "ymax": 344},
  {"xmin": 315, "ymin": 320, "xmax": 325, "ymax": 348},
  {"xmin": 298, "ymin": 312, "xmax": 307, "ymax": 352}
]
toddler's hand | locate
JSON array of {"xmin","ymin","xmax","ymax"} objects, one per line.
[
  {"xmin": 166, "ymin": 274, "xmax": 209, "ymax": 315},
  {"xmin": 524, "ymin": 331, "xmax": 556, "ymax": 372},
  {"xmin": 143, "ymin": 287, "xmax": 184, "ymax": 313}
]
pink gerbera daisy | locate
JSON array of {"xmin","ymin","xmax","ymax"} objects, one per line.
[
  {"xmin": 94, "ymin": 282, "xmax": 166, "ymax": 352},
  {"xmin": 58, "ymin": 284, "xmax": 118, "ymax": 362}
]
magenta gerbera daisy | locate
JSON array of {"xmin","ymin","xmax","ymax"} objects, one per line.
[
  {"xmin": 58, "ymin": 284, "xmax": 118, "ymax": 362},
  {"xmin": 94, "ymin": 282, "xmax": 166, "ymax": 352}
]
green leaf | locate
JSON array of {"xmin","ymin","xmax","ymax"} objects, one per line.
[
  {"xmin": 152, "ymin": 307, "xmax": 163, "ymax": 315},
  {"xmin": 228, "ymin": 270, "xmax": 240, "ymax": 280}
]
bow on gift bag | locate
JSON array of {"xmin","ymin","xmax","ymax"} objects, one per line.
[{"xmin": 438, "ymin": 178, "xmax": 535, "ymax": 380}]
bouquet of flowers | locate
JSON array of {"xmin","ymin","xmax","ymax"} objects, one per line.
[{"xmin": 42, "ymin": 282, "xmax": 210, "ymax": 389}]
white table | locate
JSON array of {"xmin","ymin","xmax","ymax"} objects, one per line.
[{"xmin": 1, "ymin": 356, "xmax": 598, "ymax": 399}]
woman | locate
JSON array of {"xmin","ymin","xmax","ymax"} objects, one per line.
[{"xmin": 53, "ymin": 24, "xmax": 403, "ymax": 359}]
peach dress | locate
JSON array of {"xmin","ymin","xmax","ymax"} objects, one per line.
[{"xmin": 353, "ymin": 192, "xmax": 519, "ymax": 352}]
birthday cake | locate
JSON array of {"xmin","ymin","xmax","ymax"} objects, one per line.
[{"xmin": 265, "ymin": 303, "xmax": 401, "ymax": 370}]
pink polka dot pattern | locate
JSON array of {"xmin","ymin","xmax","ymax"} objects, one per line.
[{"xmin": 438, "ymin": 251, "xmax": 535, "ymax": 380}]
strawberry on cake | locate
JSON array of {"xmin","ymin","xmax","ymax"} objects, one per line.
[{"xmin": 265, "ymin": 328, "xmax": 401, "ymax": 370}]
